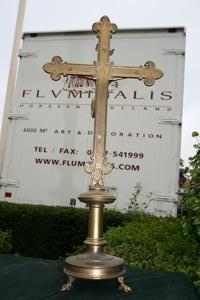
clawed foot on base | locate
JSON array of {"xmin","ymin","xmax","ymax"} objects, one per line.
[
  {"xmin": 61, "ymin": 276, "xmax": 75, "ymax": 291},
  {"xmin": 118, "ymin": 276, "xmax": 133, "ymax": 293},
  {"xmin": 61, "ymin": 275, "xmax": 132, "ymax": 293}
]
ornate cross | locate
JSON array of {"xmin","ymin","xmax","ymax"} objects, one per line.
[
  {"xmin": 43, "ymin": 16, "xmax": 163, "ymax": 190},
  {"xmin": 43, "ymin": 16, "xmax": 164, "ymax": 292}
]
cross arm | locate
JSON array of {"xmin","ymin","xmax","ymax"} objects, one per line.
[
  {"xmin": 43, "ymin": 56, "xmax": 95, "ymax": 81},
  {"xmin": 111, "ymin": 61, "xmax": 163, "ymax": 86}
]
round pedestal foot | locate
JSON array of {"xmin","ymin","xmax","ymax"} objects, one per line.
[{"xmin": 64, "ymin": 253, "xmax": 125, "ymax": 280}]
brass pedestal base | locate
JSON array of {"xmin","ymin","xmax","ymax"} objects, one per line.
[
  {"xmin": 60, "ymin": 185, "xmax": 132, "ymax": 292},
  {"xmin": 61, "ymin": 253, "xmax": 132, "ymax": 292},
  {"xmin": 65, "ymin": 253, "xmax": 124, "ymax": 279}
]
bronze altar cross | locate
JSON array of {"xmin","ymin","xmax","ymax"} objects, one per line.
[{"xmin": 43, "ymin": 16, "xmax": 164, "ymax": 292}]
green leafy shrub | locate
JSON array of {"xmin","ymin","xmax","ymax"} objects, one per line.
[
  {"xmin": 183, "ymin": 132, "xmax": 200, "ymax": 238},
  {"xmin": 0, "ymin": 229, "xmax": 12, "ymax": 253},
  {"xmin": 105, "ymin": 212, "xmax": 200, "ymax": 290},
  {"xmin": 0, "ymin": 202, "xmax": 126, "ymax": 259}
]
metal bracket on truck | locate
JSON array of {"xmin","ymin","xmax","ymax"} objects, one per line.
[
  {"xmin": 8, "ymin": 113, "xmax": 29, "ymax": 120},
  {"xmin": 0, "ymin": 178, "xmax": 19, "ymax": 188}
]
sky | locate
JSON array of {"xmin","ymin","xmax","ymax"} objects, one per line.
[{"xmin": 0, "ymin": 0, "xmax": 200, "ymax": 165}]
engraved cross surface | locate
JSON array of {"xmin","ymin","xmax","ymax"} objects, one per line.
[{"xmin": 43, "ymin": 16, "xmax": 164, "ymax": 189}]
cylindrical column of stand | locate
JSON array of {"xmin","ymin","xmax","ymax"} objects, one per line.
[{"xmin": 84, "ymin": 204, "xmax": 106, "ymax": 254}]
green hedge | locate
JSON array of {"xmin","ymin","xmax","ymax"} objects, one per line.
[
  {"xmin": 0, "ymin": 201, "xmax": 126, "ymax": 259},
  {"xmin": 104, "ymin": 212, "xmax": 200, "ymax": 291},
  {"xmin": 1, "ymin": 201, "xmax": 200, "ymax": 292},
  {"xmin": 0, "ymin": 229, "xmax": 12, "ymax": 253}
]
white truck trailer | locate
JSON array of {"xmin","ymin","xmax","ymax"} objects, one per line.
[{"xmin": 0, "ymin": 27, "xmax": 185, "ymax": 216}]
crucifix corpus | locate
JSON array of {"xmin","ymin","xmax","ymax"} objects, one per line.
[{"xmin": 43, "ymin": 16, "xmax": 163, "ymax": 292}]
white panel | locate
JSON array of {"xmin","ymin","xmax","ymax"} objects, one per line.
[{"xmin": 0, "ymin": 29, "xmax": 185, "ymax": 216}]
